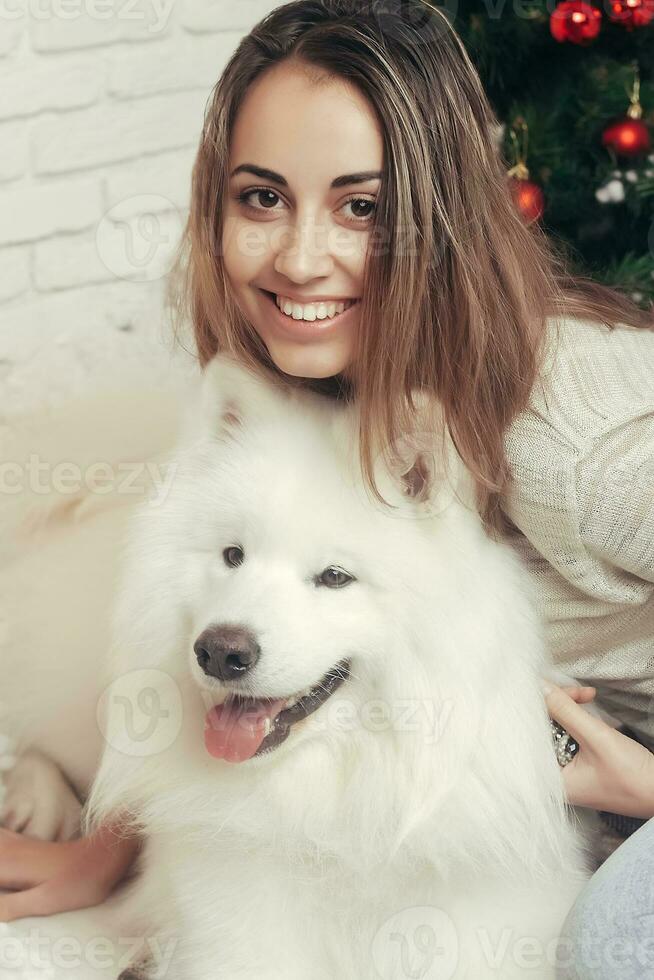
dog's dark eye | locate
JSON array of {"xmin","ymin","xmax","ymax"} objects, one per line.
[
  {"xmin": 317, "ymin": 566, "xmax": 354, "ymax": 589},
  {"xmin": 223, "ymin": 545, "xmax": 245, "ymax": 568}
]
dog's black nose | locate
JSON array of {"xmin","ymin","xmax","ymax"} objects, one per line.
[{"xmin": 193, "ymin": 624, "xmax": 261, "ymax": 681}]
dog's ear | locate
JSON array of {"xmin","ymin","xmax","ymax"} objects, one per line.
[
  {"xmin": 199, "ymin": 352, "xmax": 286, "ymax": 442},
  {"xmin": 391, "ymin": 435, "xmax": 450, "ymax": 515},
  {"xmin": 388, "ymin": 392, "xmax": 465, "ymax": 517},
  {"xmin": 215, "ymin": 397, "xmax": 245, "ymax": 442},
  {"xmin": 398, "ymin": 450, "xmax": 433, "ymax": 504}
]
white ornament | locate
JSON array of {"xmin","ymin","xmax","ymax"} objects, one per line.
[
  {"xmin": 624, "ymin": 170, "xmax": 638, "ymax": 183},
  {"xmin": 596, "ymin": 178, "xmax": 625, "ymax": 204}
]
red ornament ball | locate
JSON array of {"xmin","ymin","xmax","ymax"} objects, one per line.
[
  {"xmin": 508, "ymin": 177, "xmax": 545, "ymax": 223},
  {"xmin": 550, "ymin": 0, "xmax": 602, "ymax": 43},
  {"xmin": 602, "ymin": 117, "xmax": 651, "ymax": 157},
  {"xmin": 607, "ymin": 0, "xmax": 654, "ymax": 28}
]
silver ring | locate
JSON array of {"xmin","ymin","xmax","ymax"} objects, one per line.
[{"xmin": 551, "ymin": 719, "xmax": 579, "ymax": 767}]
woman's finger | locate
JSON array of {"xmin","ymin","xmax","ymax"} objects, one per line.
[
  {"xmin": 544, "ymin": 685, "xmax": 609, "ymax": 745},
  {"xmin": 0, "ymin": 881, "xmax": 68, "ymax": 922},
  {"xmin": 562, "ymin": 685, "xmax": 596, "ymax": 704},
  {"xmin": 0, "ymin": 828, "xmax": 75, "ymax": 889}
]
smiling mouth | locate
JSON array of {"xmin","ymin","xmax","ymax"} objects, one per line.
[
  {"xmin": 260, "ymin": 289, "xmax": 359, "ymax": 322},
  {"xmin": 204, "ymin": 658, "xmax": 351, "ymax": 764}
]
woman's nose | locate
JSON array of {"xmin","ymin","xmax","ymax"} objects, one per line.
[{"xmin": 273, "ymin": 215, "xmax": 334, "ymax": 283}]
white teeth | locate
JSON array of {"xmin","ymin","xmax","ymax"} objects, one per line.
[
  {"xmin": 283, "ymin": 683, "xmax": 314, "ymax": 709},
  {"xmin": 275, "ymin": 295, "xmax": 355, "ymax": 322}
]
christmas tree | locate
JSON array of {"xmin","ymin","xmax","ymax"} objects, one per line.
[{"xmin": 454, "ymin": 0, "xmax": 654, "ymax": 308}]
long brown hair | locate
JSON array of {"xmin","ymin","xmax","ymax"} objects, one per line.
[{"xmin": 167, "ymin": 0, "xmax": 653, "ymax": 537}]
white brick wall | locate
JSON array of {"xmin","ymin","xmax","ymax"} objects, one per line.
[{"xmin": 0, "ymin": 0, "xmax": 278, "ymax": 416}]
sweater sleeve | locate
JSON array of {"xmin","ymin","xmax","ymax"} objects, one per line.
[
  {"xmin": 574, "ymin": 405, "xmax": 654, "ymax": 586},
  {"xmin": 501, "ymin": 319, "xmax": 654, "ymax": 745},
  {"xmin": 501, "ymin": 417, "xmax": 654, "ymax": 608},
  {"xmin": 501, "ymin": 317, "xmax": 654, "ymax": 607}
]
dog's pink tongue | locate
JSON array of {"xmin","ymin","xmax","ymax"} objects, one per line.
[{"xmin": 204, "ymin": 697, "xmax": 287, "ymax": 763}]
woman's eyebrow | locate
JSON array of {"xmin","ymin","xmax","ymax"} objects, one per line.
[{"xmin": 229, "ymin": 164, "xmax": 382, "ymax": 188}]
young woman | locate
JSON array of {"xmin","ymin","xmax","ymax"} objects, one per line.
[{"xmin": 2, "ymin": 1, "xmax": 653, "ymax": 973}]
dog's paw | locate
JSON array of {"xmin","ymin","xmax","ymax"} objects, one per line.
[{"xmin": 0, "ymin": 750, "xmax": 81, "ymax": 841}]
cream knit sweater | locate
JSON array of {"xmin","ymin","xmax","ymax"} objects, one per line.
[{"xmin": 501, "ymin": 316, "xmax": 654, "ymax": 750}]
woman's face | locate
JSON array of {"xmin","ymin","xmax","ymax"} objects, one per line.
[{"xmin": 222, "ymin": 60, "xmax": 384, "ymax": 380}]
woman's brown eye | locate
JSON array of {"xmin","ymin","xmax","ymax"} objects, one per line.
[
  {"xmin": 237, "ymin": 189, "xmax": 280, "ymax": 210},
  {"xmin": 255, "ymin": 190, "xmax": 279, "ymax": 208},
  {"xmin": 348, "ymin": 199, "xmax": 375, "ymax": 220},
  {"xmin": 223, "ymin": 545, "xmax": 245, "ymax": 568}
]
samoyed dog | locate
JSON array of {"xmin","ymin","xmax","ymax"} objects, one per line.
[
  {"xmin": 65, "ymin": 352, "xmax": 590, "ymax": 980},
  {"xmin": 1, "ymin": 351, "xmax": 591, "ymax": 979}
]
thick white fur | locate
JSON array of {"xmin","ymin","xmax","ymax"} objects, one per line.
[{"xmin": 72, "ymin": 353, "xmax": 592, "ymax": 980}]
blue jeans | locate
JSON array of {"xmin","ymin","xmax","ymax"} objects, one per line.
[{"xmin": 556, "ymin": 818, "xmax": 654, "ymax": 978}]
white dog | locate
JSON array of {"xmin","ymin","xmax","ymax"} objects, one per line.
[{"xmin": 75, "ymin": 353, "xmax": 589, "ymax": 980}]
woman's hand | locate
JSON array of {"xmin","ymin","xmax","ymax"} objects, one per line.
[
  {"xmin": 0, "ymin": 818, "xmax": 142, "ymax": 922},
  {"xmin": 544, "ymin": 683, "xmax": 654, "ymax": 819}
]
